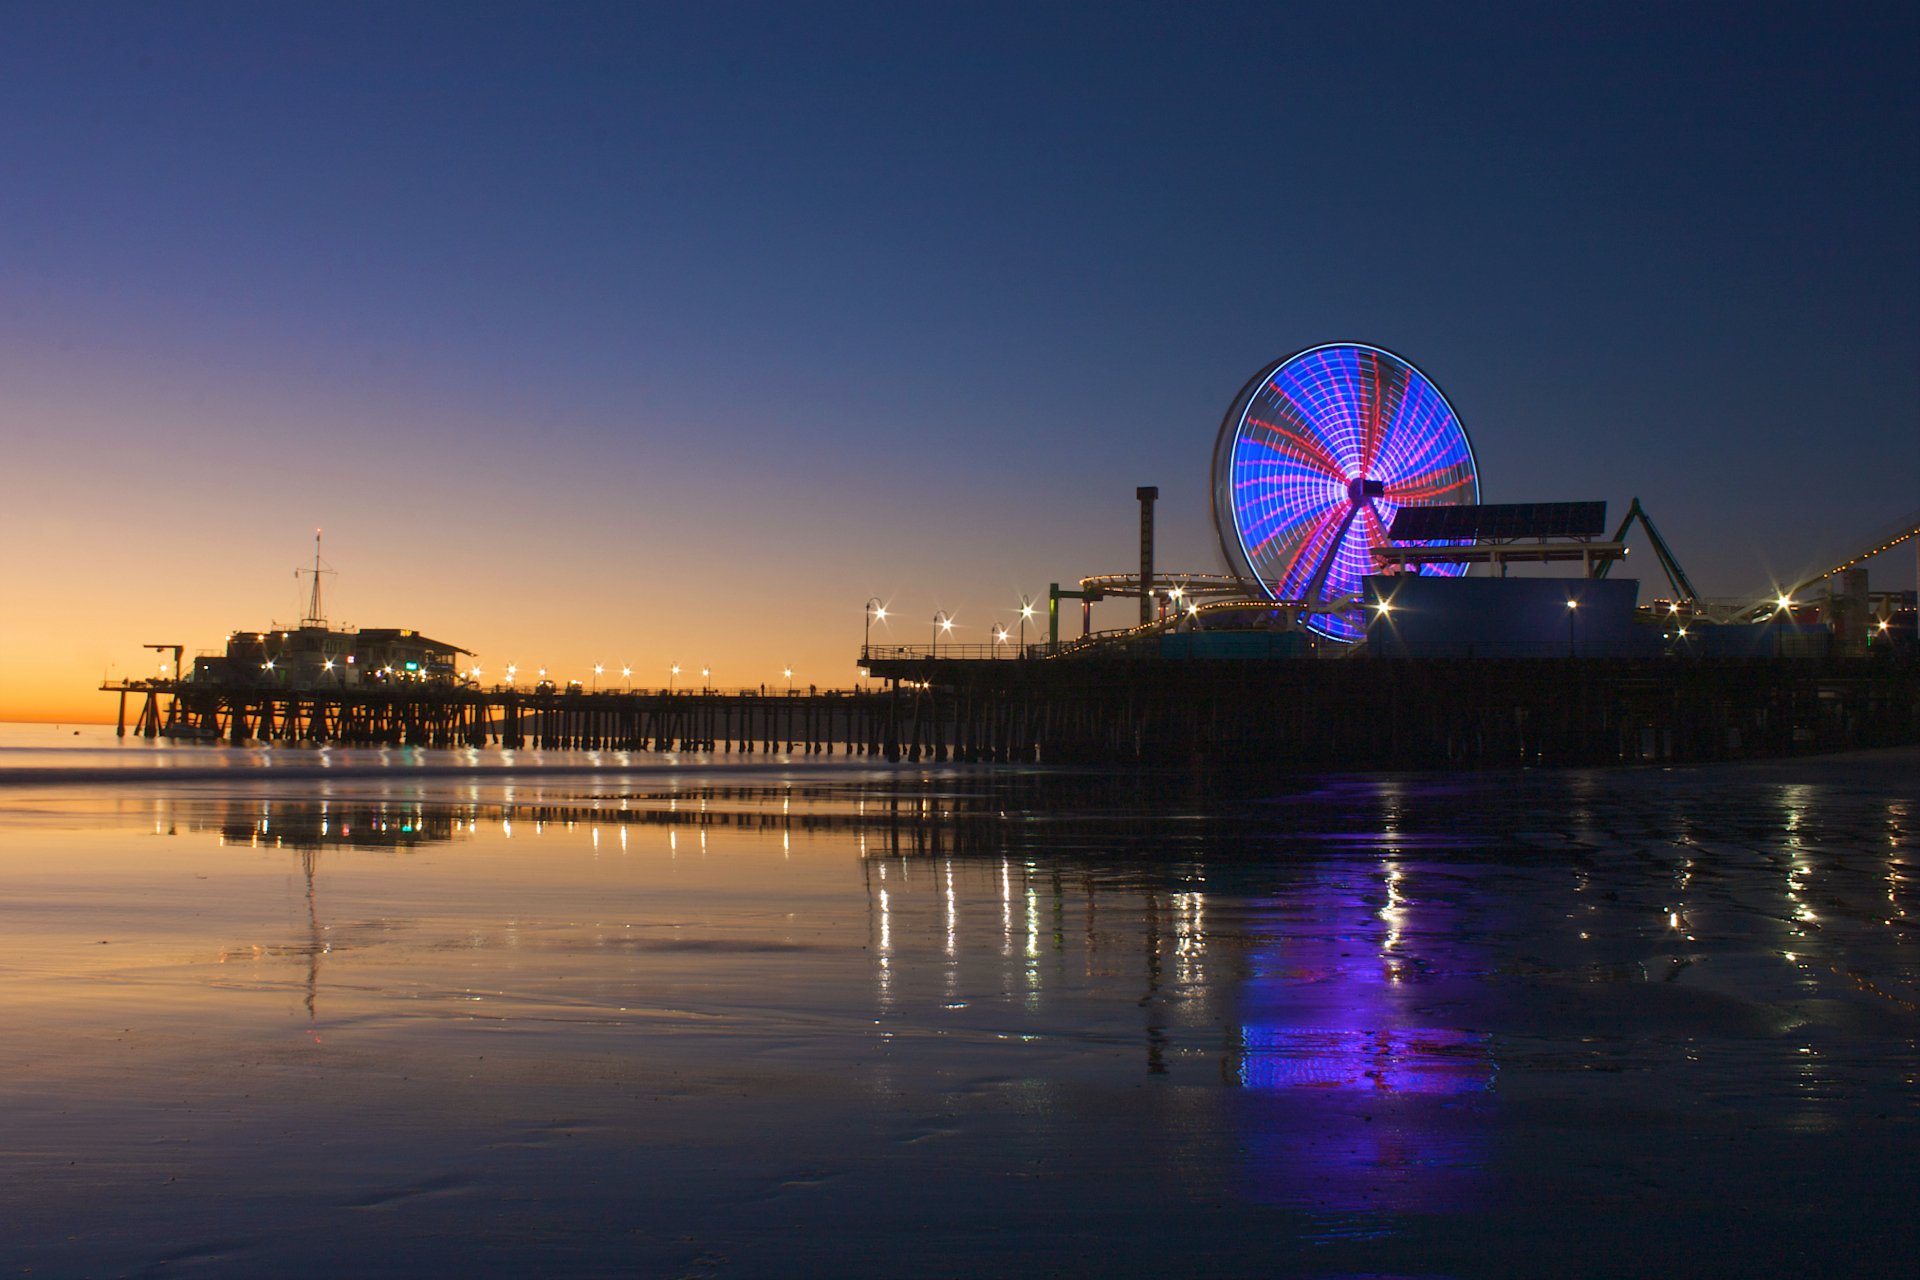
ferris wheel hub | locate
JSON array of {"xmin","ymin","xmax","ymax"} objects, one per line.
[{"xmin": 1348, "ymin": 477, "xmax": 1386, "ymax": 503}]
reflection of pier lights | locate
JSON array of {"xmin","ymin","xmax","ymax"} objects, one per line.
[
  {"xmin": 300, "ymin": 846, "xmax": 322, "ymax": 1022},
  {"xmin": 861, "ymin": 858, "xmax": 894, "ymax": 1012},
  {"xmin": 854, "ymin": 849, "xmax": 1212, "ymax": 1049}
]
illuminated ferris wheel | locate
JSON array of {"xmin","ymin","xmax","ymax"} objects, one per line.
[{"xmin": 1211, "ymin": 343, "xmax": 1480, "ymax": 641}]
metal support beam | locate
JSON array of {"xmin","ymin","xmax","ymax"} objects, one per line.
[{"xmin": 1048, "ymin": 581, "xmax": 1103, "ymax": 652}]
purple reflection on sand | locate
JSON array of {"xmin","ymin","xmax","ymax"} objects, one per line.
[
  {"xmin": 1231, "ymin": 859, "xmax": 1493, "ymax": 1216},
  {"xmin": 1238, "ymin": 1025, "xmax": 1489, "ymax": 1095}
]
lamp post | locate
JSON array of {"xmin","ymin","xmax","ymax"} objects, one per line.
[
  {"xmin": 1566, "ymin": 598, "xmax": 1579, "ymax": 658},
  {"xmin": 622, "ymin": 665, "xmax": 632, "ymax": 691},
  {"xmin": 506, "ymin": 664, "xmax": 517, "ymax": 686},
  {"xmin": 865, "ymin": 598, "xmax": 886, "ymax": 655},
  {"xmin": 669, "ymin": 664, "xmax": 679, "ymax": 693},
  {"xmin": 784, "ymin": 666, "xmax": 794, "ymax": 693},
  {"xmin": 702, "ymin": 665, "xmax": 711, "ymax": 693},
  {"xmin": 933, "ymin": 611, "xmax": 952, "ymax": 659},
  {"xmin": 1018, "ymin": 597, "xmax": 1035, "ymax": 656},
  {"xmin": 592, "ymin": 663, "xmax": 603, "ymax": 691},
  {"xmin": 993, "ymin": 625, "xmax": 1009, "ymax": 657}
]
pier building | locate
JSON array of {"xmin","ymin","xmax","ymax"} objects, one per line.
[{"xmin": 195, "ymin": 626, "xmax": 471, "ymax": 692}]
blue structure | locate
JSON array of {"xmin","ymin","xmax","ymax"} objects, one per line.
[
  {"xmin": 1363, "ymin": 575, "xmax": 1656, "ymax": 658},
  {"xmin": 1212, "ymin": 343, "xmax": 1480, "ymax": 642}
]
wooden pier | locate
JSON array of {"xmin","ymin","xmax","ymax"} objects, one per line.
[
  {"xmin": 104, "ymin": 654, "xmax": 1920, "ymax": 769},
  {"xmin": 108, "ymin": 682, "xmax": 926, "ymax": 757}
]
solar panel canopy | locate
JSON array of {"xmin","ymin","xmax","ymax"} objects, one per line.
[{"xmin": 1388, "ymin": 501, "xmax": 1607, "ymax": 542}]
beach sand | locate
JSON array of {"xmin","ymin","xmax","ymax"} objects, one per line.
[{"xmin": 2, "ymin": 731, "xmax": 1915, "ymax": 1276}]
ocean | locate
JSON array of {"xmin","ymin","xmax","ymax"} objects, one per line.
[{"xmin": 1, "ymin": 722, "xmax": 1915, "ymax": 1276}]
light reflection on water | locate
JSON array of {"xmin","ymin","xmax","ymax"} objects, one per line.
[{"xmin": 0, "ymin": 753, "xmax": 1917, "ymax": 1276}]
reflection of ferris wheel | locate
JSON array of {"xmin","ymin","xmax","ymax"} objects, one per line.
[{"xmin": 1211, "ymin": 343, "xmax": 1480, "ymax": 642}]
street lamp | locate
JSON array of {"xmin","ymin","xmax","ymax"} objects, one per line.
[
  {"xmin": 506, "ymin": 664, "xmax": 517, "ymax": 685},
  {"xmin": 993, "ymin": 625, "xmax": 1009, "ymax": 656},
  {"xmin": 622, "ymin": 665, "xmax": 632, "ymax": 691},
  {"xmin": 933, "ymin": 611, "xmax": 953, "ymax": 658},
  {"xmin": 865, "ymin": 597, "xmax": 887, "ymax": 654},
  {"xmin": 702, "ymin": 665, "xmax": 711, "ymax": 692},
  {"xmin": 784, "ymin": 666, "xmax": 794, "ymax": 693},
  {"xmin": 1018, "ymin": 597, "xmax": 1035, "ymax": 656},
  {"xmin": 593, "ymin": 663, "xmax": 603, "ymax": 691},
  {"xmin": 669, "ymin": 663, "xmax": 680, "ymax": 692},
  {"xmin": 1566, "ymin": 598, "xmax": 1579, "ymax": 657}
]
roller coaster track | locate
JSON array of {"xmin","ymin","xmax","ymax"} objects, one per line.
[{"xmin": 1733, "ymin": 507, "xmax": 1920, "ymax": 622}]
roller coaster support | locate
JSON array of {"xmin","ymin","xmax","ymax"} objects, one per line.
[
  {"xmin": 1047, "ymin": 582, "xmax": 1099, "ymax": 653},
  {"xmin": 1597, "ymin": 497, "xmax": 1699, "ymax": 603}
]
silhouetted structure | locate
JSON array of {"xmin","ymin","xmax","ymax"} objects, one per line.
[{"xmin": 105, "ymin": 655, "xmax": 1920, "ymax": 768}]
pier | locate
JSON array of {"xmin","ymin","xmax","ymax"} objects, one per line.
[
  {"xmin": 104, "ymin": 654, "xmax": 1920, "ymax": 768},
  {"xmin": 108, "ymin": 681, "xmax": 900, "ymax": 756}
]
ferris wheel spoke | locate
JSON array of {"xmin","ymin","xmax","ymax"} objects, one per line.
[
  {"xmin": 1357, "ymin": 350, "xmax": 1408, "ymax": 478},
  {"xmin": 1360, "ymin": 502, "xmax": 1392, "ymax": 551},
  {"xmin": 1244, "ymin": 498, "xmax": 1332, "ymax": 554},
  {"xmin": 1377, "ymin": 388, "xmax": 1462, "ymax": 481},
  {"xmin": 1288, "ymin": 381, "xmax": 1368, "ymax": 474},
  {"xmin": 1242, "ymin": 416, "xmax": 1347, "ymax": 480},
  {"xmin": 1384, "ymin": 471, "xmax": 1474, "ymax": 503},
  {"xmin": 1273, "ymin": 504, "xmax": 1349, "ymax": 595},
  {"xmin": 1234, "ymin": 438, "xmax": 1344, "ymax": 485},
  {"xmin": 1234, "ymin": 476, "xmax": 1347, "ymax": 536},
  {"xmin": 1381, "ymin": 453, "xmax": 1464, "ymax": 492}
]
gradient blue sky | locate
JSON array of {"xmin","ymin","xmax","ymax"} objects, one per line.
[{"xmin": 2, "ymin": 2, "xmax": 1915, "ymax": 717}]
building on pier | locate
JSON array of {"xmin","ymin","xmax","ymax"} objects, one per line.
[{"xmin": 193, "ymin": 626, "xmax": 472, "ymax": 691}]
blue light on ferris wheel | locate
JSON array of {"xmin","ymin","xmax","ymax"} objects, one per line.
[{"xmin": 1211, "ymin": 343, "xmax": 1480, "ymax": 642}]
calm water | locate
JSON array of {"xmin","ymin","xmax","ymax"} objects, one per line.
[{"xmin": 1, "ymin": 724, "xmax": 1915, "ymax": 1277}]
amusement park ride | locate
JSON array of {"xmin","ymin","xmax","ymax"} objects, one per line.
[{"xmin": 1054, "ymin": 341, "xmax": 1919, "ymax": 653}]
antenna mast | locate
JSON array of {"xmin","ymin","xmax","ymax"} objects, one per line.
[{"xmin": 297, "ymin": 529, "xmax": 334, "ymax": 628}]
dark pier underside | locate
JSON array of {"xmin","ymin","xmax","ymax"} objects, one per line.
[{"xmin": 107, "ymin": 657, "xmax": 1920, "ymax": 770}]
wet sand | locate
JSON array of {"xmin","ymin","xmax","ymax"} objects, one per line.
[{"xmin": 1, "ymin": 736, "xmax": 1915, "ymax": 1276}]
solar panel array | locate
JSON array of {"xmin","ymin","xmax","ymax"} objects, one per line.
[{"xmin": 1388, "ymin": 501, "xmax": 1607, "ymax": 542}]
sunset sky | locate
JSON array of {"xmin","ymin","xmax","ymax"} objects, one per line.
[{"xmin": 3, "ymin": 2, "xmax": 1915, "ymax": 722}]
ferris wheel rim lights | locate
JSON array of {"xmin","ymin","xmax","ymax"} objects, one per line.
[{"xmin": 1210, "ymin": 342, "xmax": 1481, "ymax": 643}]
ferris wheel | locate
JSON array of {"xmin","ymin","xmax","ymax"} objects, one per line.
[{"xmin": 1211, "ymin": 343, "xmax": 1480, "ymax": 641}]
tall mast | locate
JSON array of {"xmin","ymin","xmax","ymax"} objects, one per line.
[{"xmin": 299, "ymin": 528, "xmax": 331, "ymax": 628}]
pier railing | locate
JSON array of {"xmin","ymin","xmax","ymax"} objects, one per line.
[{"xmin": 861, "ymin": 643, "xmax": 1041, "ymax": 662}]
